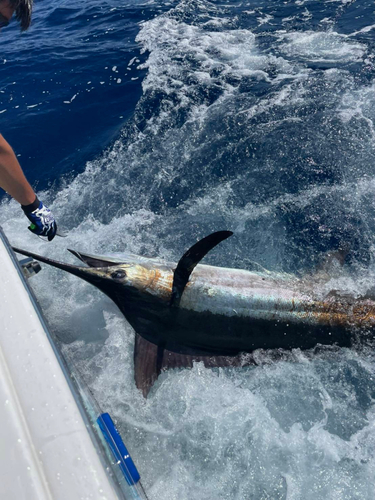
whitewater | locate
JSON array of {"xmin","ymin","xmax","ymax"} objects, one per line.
[{"xmin": 1, "ymin": 0, "xmax": 375, "ymax": 498}]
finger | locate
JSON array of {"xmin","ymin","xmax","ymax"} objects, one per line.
[{"xmin": 47, "ymin": 223, "xmax": 57, "ymax": 241}]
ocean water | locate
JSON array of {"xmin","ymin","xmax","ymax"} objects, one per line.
[{"xmin": 2, "ymin": 0, "xmax": 375, "ymax": 498}]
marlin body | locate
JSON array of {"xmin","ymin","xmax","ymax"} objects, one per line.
[{"xmin": 13, "ymin": 232, "xmax": 375, "ymax": 395}]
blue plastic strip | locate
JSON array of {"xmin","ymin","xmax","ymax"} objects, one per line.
[{"xmin": 97, "ymin": 412, "xmax": 141, "ymax": 485}]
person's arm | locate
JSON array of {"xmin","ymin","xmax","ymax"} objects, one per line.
[
  {"xmin": 0, "ymin": 134, "xmax": 57, "ymax": 241},
  {"xmin": 0, "ymin": 134, "xmax": 36, "ymax": 205}
]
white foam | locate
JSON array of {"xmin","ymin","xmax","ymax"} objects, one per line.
[
  {"xmin": 60, "ymin": 325, "xmax": 375, "ymax": 500},
  {"xmin": 257, "ymin": 13, "xmax": 273, "ymax": 26},
  {"xmin": 136, "ymin": 16, "xmax": 291, "ymax": 109},
  {"xmin": 278, "ymin": 31, "xmax": 366, "ymax": 63}
]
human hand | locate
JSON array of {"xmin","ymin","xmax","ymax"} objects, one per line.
[{"xmin": 22, "ymin": 197, "xmax": 57, "ymax": 241}]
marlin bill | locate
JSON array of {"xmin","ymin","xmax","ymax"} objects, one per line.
[{"xmin": 13, "ymin": 232, "xmax": 375, "ymax": 396}]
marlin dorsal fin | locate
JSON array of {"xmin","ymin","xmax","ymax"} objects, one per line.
[
  {"xmin": 170, "ymin": 230, "xmax": 233, "ymax": 307},
  {"xmin": 68, "ymin": 249, "xmax": 124, "ymax": 268}
]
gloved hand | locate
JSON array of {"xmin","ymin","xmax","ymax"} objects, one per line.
[{"xmin": 21, "ymin": 196, "xmax": 57, "ymax": 241}]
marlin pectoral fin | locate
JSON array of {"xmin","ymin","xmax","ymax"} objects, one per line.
[
  {"xmin": 170, "ymin": 230, "xmax": 233, "ymax": 307},
  {"xmin": 134, "ymin": 334, "xmax": 160, "ymax": 397},
  {"xmin": 134, "ymin": 332, "xmax": 256, "ymax": 398},
  {"xmin": 68, "ymin": 249, "xmax": 124, "ymax": 268}
]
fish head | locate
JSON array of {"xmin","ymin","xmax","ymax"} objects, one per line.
[
  {"xmin": 81, "ymin": 261, "xmax": 173, "ymax": 304},
  {"xmin": 77, "ymin": 260, "xmax": 175, "ymax": 341},
  {"xmin": 12, "ymin": 246, "xmax": 174, "ymax": 306}
]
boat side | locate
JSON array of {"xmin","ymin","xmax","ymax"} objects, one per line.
[{"xmin": 0, "ymin": 227, "xmax": 128, "ymax": 500}]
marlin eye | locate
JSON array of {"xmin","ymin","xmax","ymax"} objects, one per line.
[{"xmin": 111, "ymin": 270, "xmax": 126, "ymax": 280}]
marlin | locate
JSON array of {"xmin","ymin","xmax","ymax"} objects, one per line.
[{"xmin": 13, "ymin": 231, "xmax": 375, "ymax": 396}]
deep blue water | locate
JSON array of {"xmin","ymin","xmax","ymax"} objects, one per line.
[
  {"xmin": 0, "ymin": 0, "xmax": 153, "ymax": 182},
  {"xmin": 2, "ymin": 0, "xmax": 375, "ymax": 498}
]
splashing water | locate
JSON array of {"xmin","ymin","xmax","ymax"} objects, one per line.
[{"xmin": 2, "ymin": 0, "xmax": 375, "ymax": 498}]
